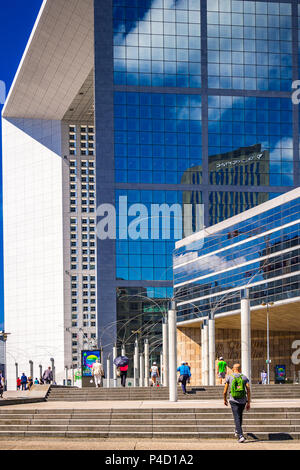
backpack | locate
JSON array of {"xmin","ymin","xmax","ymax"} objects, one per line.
[{"xmin": 231, "ymin": 374, "xmax": 246, "ymax": 399}]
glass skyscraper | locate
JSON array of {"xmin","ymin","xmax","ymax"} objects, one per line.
[{"xmin": 2, "ymin": 0, "xmax": 300, "ymax": 385}]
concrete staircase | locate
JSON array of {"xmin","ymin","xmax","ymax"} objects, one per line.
[
  {"xmin": 0, "ymin": 407, "xmax": 299, "ymax": 439},
  {"xmin": 46, "ymin": 384, "xmax": 300, "ymax": 401}
]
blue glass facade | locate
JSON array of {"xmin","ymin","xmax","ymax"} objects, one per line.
[
  {"xmin": 115, "ymin": 92, "xmax": 202, "ymax": 184},
  {"xmin": 174, "ymin": 191, "xmax": 300, "ymax": 323},
  {"xmin": 207, "ymin": 1, "xmax": 293, "ymax": 91},
  {"xmin": 94, "ymin": 0, "xmax": 300, "ymax": 356}
]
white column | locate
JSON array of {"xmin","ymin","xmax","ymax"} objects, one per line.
[
  {"xmin": 168, "ymin": 301, "xmax": 178, "ymax": 402},
  {"xmin": 203, "ymin": 320, "xmax": 209, "ymax": 386},
  {"xmin": 208, "ymin": 315, "xmax": 216, "ymax": 386},
  {"xmin": 106, "ymin": 355, "xmax": 111, "ymax": 388},
  {"xmin": 133, "ymin": 340, "xmax": 139, "ymax": 387},
  {"xmin": 65, "ymin": 366, "xmax": 68, "ymax": 385},
  {"xmin": 139, "ymin": 354, "xmax": 144, "ymax": 387},
  {"xmin": 201, "ymin": 325, "xmax": 205, "ymax": 385},
  {"xmin": 241, "ymin": 289, "xmax": 251, "ymax": 383},
  {"xmin": 162, "ymin": 319, "xmax": 168, "ymax": 387},
  {"xmin": 144, "ymin": 339, "xmax": 149, "ymax": 387},
  {"xmin": 113, "ymin": 344, "xmax": 117, "ymax": 388},
  {"xmin": 121, "ymin": 344, "xmax": 126, "ymax": 357}
]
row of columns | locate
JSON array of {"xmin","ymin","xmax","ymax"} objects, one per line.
[
  {"xmin": 200, "ymin": 289, "xmax": 251, "ymax": 387},
  {"xmin": 107, "ymin": 336, "xmax": 168, "ymax": 388},
  {"xmin": 101, "ymin": 289, "xmax": 251, "ymax": 398}
]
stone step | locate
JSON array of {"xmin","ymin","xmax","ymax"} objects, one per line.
[
  {"xmin": 0, "ymin": 430, "xmax": 298, "ymax": 440},
  {"xmin": 0, "ymin": 424, "xmax": 298, "ymax": 433}
]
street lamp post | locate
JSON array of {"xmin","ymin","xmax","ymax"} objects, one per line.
[{"xmin": 261, "ymin": 301, "xmax": 274, "ymax": 385}]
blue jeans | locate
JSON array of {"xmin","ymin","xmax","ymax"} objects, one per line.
[
  {"xmin": 230, "ymin": 402, "xmax": 246, "ymax": 438},
  {"xmin": 180, "ymin": 374, "xmax": 189, "ymax": 393}
]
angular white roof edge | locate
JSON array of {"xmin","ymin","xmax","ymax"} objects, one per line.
[
  {"xmin": 2, "ymin": 0, "xmax": 94, "ymax": 120},
  {"xmin": 2, "ymin": 0, "xmax": 48, "ymax": 117},
  {"xmin": 175, "ymin": 187, "xmax": 300, "ymax": 249}
]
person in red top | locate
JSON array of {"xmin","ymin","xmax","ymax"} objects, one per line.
[
  {"xmin": 119, "ymin": 365, "xmax": 128, "ymax": 387},
  {"xmin": 17, "ymin": 377, "xmax": 21, "ymax": 391}
]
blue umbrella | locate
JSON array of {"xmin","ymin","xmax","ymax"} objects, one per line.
[{"xmin": 113, "ymin": 356, "xmax": 129, "ymax": 367}]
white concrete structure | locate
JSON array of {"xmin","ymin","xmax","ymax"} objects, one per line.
[
  {"xmin": 144, "ymin": 339, "xmax": 149, "ymax": 387},
  {"xmin": 202, "ymin": 321, "xmax": 209, "ymax": 386},
  {"xmin": 2, "ymin": 0, "xmax": 96, "ymax": 390},
  {"xmin": 168, "ymin": 303, "xmax": 178, "ymax": 402},
  {"xmin": 241, "ymin": 289, "xmax": 251, "ymax": 384},
  {"xmin": 162, "ymin": 320, "xmax": 168, "ymax": 387},
  {"xmin": 208, "ymin": 316, "xmax": 216, "ymax": 386}
]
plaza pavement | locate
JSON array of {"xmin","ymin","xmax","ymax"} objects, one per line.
[
  {"xmin": 0, "ymin": 437, "xmax": 299, "ymax": 450},
  {"xmin": 1, "ymin": 398, "xmax": 300, "ymax": 410},
  {"xmin": 1, "ymin": 397, "xmax": 300, "ymax": 450}
]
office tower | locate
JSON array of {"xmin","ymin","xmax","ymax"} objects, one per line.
[{"xmin": 2, "ymin": 0, "xmax": 299, "ymax": 386}]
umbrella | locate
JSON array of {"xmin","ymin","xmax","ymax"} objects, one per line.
[{"xmin": 113, "ymin": 356, "xmax": 129, "ymax": 367}]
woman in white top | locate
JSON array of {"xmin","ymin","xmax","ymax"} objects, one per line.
[{"xmin": 150, "ymin": 362, "xmax": 160, "ymax": 387}]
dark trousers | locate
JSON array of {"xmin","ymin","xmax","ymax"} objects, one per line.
[
  {"xmin": 180, "ymin": 374, "xmax": 189, "ymax": 393},
  {"xmin": 230, "ymin": 402, "xmax": 246, "ymax": 437},
  {"xmin": 121, "ymin": 372, "xmax": 127, "ymax": 387},
  {"xmin": 21, "ymin": 383, "xmax": 27, "ymax": 391}
]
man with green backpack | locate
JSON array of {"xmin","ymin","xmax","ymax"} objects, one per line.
[{"xmin": 223, "ymin": 363, "xmax": 251, "ymax": 443}]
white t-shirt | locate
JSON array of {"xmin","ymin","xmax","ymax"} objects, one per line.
[
  {"xmin": 151, "ymin": 366, "xmax": 158, "ymax": 376},
  {"xmin": 92, "ymin": 362, "xmax": 103, "ymax": 376}
]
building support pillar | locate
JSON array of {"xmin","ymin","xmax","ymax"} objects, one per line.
[
  {"xmin": 162, "ymin": 318, "xmax": 168, "ymax": 387},
  {"xmin": 203, "ymin": 320, "xmax": 209, "ymax": 386},
  {"xmin": 139, "ymin": 354, "xmax": 144, "ymax": 387},
  {"xmin": 168, "ymin": 301, "xmax": 178, "ymax": 402},
  {"xmin": 133, "ymin": 339, "xmax": 139, "ymax": 388},
  {"xmin": 144, "ymin": 339, "xmax": 149, "ymax": 387},
  {"xmin": 106, "ymin": 355, "xmax": 111, "ymax": 388},
  {"xmin": 208, "ymin": 314, "xmax": 216, "ymax": 386},
  {"xmin": 113, "ymin": 344, "xmax": 117, "ymax": 388},
  {"xmin": 241, "ymin": 289, "xmax": 251, "ymax": 383}
]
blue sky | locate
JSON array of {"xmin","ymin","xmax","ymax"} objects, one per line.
[{"xmin": 0, "ymin": 0, "xmax": 43, "ymax": 329}]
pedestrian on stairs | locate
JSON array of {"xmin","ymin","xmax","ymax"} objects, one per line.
[
  {"xmin": 42, "ymin": 367, "xmax": 53, "ymax": 385},
  {"xmin": 0, "ymin": 373, "xmax": 4, "ymax": 398},
  {"xmin": 150, "ymin": 362, "xmax": 159, "ymax": 387},
  {"xmin": 177, "ymin": 361, "xmax": 191, "ymax": 395},
  {"xmin": 223, "ymin": 363, "xmax": 251, "ymax": 443},
  {"xmin": 92, "ymin": 359, "xmax": 105, "ymax": 388}
]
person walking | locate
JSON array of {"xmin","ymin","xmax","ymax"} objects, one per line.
[
  {"xmin": 42, "ymin": 367, "xmax": 53, "ymax": 385},
  {"xmin": 21, "ymin": 373, "xmax": 27, "ymax": 391},
  {"xmin": 92, "ymin": 359, "xmax": 105, "ymax": 388},
  {"xmin": 177, "ymin": 361, "xmax": 191, "ymax": 395},
  {"xmin": 150, "ymin": 362, "xmax": 160, "ymax": 387},
  {"xmin": 27, "ymin": 377, "xmax": 33, "ymax": 390},
  {"xmin": 17, "ymin": 377, "xmax": 21, "ymax": 390},
  {"xmin": 185, "ymin": 362, "xmax": 191, "ymax": 385},
  {"xmin": 217, "ymin": 356, "xmax": 227, "ymax": 385},
  {"xmin": 120, "ymin": 364, "xmax": 128, "ymax": 387},
  {"xmin": 261, "ymin": 370, "xmax": 267, "ymax": 385},
  {"xmin": 0, "ymin": 373, "xmax": 4, "ymax": 398},
  {"xmin": 223, "ymin": 363, "xmax": 251, "ymax": 443}
]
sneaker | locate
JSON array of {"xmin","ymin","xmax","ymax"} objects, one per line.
[
  {"xmin": 234, "ymin": 431, "xmax": 238, "ymax": 438},
  {"xmin": 238, "ymin": 436, "xmax": 245, "ymax": 443}
]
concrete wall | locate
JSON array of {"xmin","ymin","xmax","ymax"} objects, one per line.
[{"xmin": 177, "ymin": 326, "xmax": 300, "ymax": 385}]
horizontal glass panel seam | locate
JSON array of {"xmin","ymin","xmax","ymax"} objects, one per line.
[
  {"xmin": 174, "ymin": 244, "xmax": 300, "ymax": 288},
  {"xmin": 177, "ymin": 270, "xmax": 300, "ymax": 307},
  {"xmin": 174, "ymin": 217, "xmax": 300, "ymax": 272}
]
